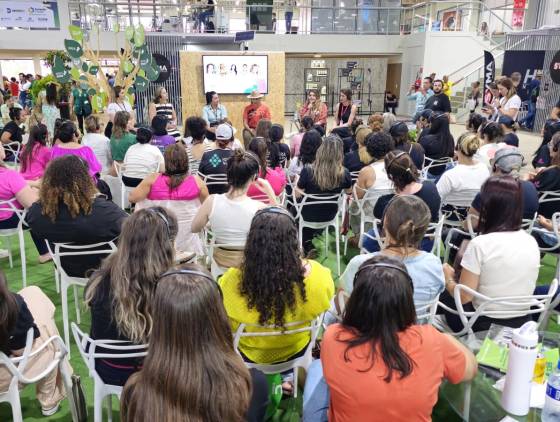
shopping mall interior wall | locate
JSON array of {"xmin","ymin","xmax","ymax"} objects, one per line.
[{"xmin": 180, "ymin": 51, "xmax": 285, "ymax": 133}]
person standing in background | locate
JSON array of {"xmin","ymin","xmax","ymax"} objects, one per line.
[
  {"xmin": 243, "ymin": 91, "xmax": 271, "ymax": 147},
  {"xmin": 9, "ymin": 77, "xmax": 19, "ymax": 98},
  {"xmin": 468, "ymin": 81, "xmax": 481, "ymax": 113},
  {"xmin": 70, "ymin": 83, "xmax": 92, "ymax": 134},
  {"xmin": 407, "ymin": 77, "xmax": 433, "ymax": 123},
  {"xmin": 423, "ymin": 79, "xmax": 452, "ymax": 115},
  {"xmin": 41, "ymin": 83, "xmax": 61, "ymax": 140},
  {"xmin": 284, "ymin": 0, "xmax": 296, "ymax": 33},
  {"xmin": 520, "ymin": 71, "xmax": 541, "ymax": 130},
  {"xmin": 384, "ymin": 91, "xmax": 398, "ymax": 115}
]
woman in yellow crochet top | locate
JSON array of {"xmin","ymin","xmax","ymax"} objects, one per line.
[{"xmin": 218, "ymin": 206, "xmax": 334, "ymax": 364}]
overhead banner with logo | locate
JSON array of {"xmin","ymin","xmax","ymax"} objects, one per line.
[
  {"xmin": 0, "ymin": 1, "xmax": 60, "ymax": 29},
  {"xmin": 483, "ymin": 50, "xmax": 495, "ymax": 107},
  {"xmin": 502, "ymin": 50, "xmax": 545, "ymax": 101}
]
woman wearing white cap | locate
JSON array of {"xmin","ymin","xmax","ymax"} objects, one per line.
[{"xmin": 198, "ymin": 123, "xmax": 235, "ymax": 194}]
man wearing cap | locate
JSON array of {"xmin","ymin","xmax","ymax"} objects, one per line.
[
  {"xmin": 467, "ymin": 147, "xmax": 539, "ymax": 230},
  {"xmin": 242, "ymin": 90, "xmax": 271, "ymax": 146}
]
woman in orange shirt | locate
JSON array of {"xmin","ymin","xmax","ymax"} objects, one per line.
[
  {"xmin": 299, "ymin": 89, "xmax": 328, "ymax": 128},
  {"xmin": 303, "ymin": 255, "xmax": 477, "ymax": 422}
]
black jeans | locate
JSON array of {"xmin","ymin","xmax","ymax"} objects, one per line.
[
  {"xmin": 0, "ymin": 213, "xmax": 49, "ymax": 255},
  {"xmin": 438, "ymin": 290, "xmax": 531, "ymax": 333}
]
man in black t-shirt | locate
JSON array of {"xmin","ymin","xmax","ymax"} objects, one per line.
[{"xmin": 423, "ymin": 79, "xmax": 452, "ymax": 114}]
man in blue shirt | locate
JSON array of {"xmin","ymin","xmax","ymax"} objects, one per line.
[
  {"xmin": 520, "ymin": 72, "xmax": 541, "ymax": 130},
  {"xmin": 407, "ymin": 77, "xmax": 434, "ymax": 123}
]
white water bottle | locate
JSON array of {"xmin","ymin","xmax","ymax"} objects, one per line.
[{"xmin": 500, "ymin": 321, "xmax": 538, "ymax": 416}]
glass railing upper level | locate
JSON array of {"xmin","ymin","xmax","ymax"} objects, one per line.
[{"xmin": 2, "ymin": 0, "xmax": 527, "ymax": 39}]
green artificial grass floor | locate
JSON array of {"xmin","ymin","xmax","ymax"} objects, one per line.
[{"xmin": 0, "ymin": 231, "xmax": 558, "ymax": 421}]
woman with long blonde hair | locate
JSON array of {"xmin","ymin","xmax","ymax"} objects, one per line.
[
  {"xmin": 296, "ymin": 135, "xmax": 352, "ymax": 252},
  {"xmin": 121, "ymin": 265, "xmax": 269, "ymax": 422},
  {"xmin": 85, "ymin": 206, "xmax": 177, "ymax": 386},
  {"xmin": 299, "ymin": 89, "xmax": 328, "ymax": 127},
  {"xmin": 343, "ymin": 125, "xmax": 372, "ymax": 172}
]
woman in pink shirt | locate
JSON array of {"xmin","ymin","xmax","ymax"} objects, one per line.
[
  {"xmin": 0, "ymin": 161, "xmax": 50, "ymax": 261},
  {"xmin": 129, "ymin": 144, "xmax": 208, "ymax": 254},
  {"xmin": 247, "ymin": 137, "xmax": 287, "ymax": 202},
  {"xmin": 20, "ymin": 124, "xmax": 51, "ymax": 181}
]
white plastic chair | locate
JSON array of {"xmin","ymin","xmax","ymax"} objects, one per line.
[
  {"xmin": 3, "ymin": 142, "xmax": 22, "ymax": 170},
  {"xmin": 442, "ymin": 226, "xmax": 476, "ymax": 264},
  {"xmin": 203, "ymin": 228, "xmax": 246, "ymax": 279},
  {"xmin": 292, "ymin": 192, "xmax": 345, "ymax": 275},
  {"xmin": 112, "ymin": 162, "xmax": 131, "ymax": 210},
  {"xmin": 421, "ymin": 157, "xmax": 454, "ymax": 180},
  {"xmin": 198, "ymin": 172, "xmax": 228, "ymax": 194},
  {"xmin": 72, "ymin": 323, "xmax": 148, "ymax": 422},
  {"xmin": 0, "ymin": 329, "xmax": 78, "ymax": 422},
  {"xmin": 48, "ymin": 241, "xmax": 118, "ymax": 352},
  {"xmin": 232, "ymin": 314, "xmax": 324, "ymax": 398},
  {"xmin": 538, "ymin": 190, "xmax": 560, "ymax": 214},
  {"xmin": 532, "ymin": 212, "xmax": 560, "ymax": 280},
  {"xmin": 440, "ymin": 189, "xmax": 480, "ymax": 229},
  {"xmin": 0, "ymin": 199, "xmax": 27, "ymax": 288},
  {"xmin": 434, "ymin": 279, "xmax": 559, "ymax": 338},
  {"xmin": 416, "ymin": 294, "xmax": 441, "ymax": 324}
]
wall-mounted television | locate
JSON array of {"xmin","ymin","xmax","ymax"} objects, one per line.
[{"xmin": 202, "ymin": 55, "xmax": 268, "ymax": 95}]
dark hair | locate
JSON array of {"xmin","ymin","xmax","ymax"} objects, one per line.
[
  {"xmin": 57, "ymin": 121, "xmax": 78, "ymax": 143},
  {"xmin": 268, "ymin": 124, "xmax": 284, "ymax": 168},
  {"xmin": 136, "ymin": 126, "xmax": 153, "ymax": 144},
  {"xmin": 479, "ymin": 176, "xmax": 522, "ymax": 234},
  {"xmin": 0, "ymin": 272, "xmax": 18, "ymax": 353},
  {"xmin": 205, "ymin": 91, "xmax": 217, "ymax": 105},
  {"xmin": 467, "ymin": 113, "xmax": 486, "ymax": 133},
  {"xmin": 20, "ymin": 123, "xmax": 48, "ymax": 173},
  {"xmin": 163, "ymin": 144, "xmax": 189, "ymax": 191},
  {"xmin": 423, "ymin": 76, "xmax": 433, "ymax": 84},
  {"xmin": 383, "ymin": 195, "xmax": 430, "ymax": 250},
  {"xmin": 9, "ymin": 107, "xmax": 21, "ymax": 122},
  {"xmin": 433, "ymin": 79, "xmax": 443, "ymax": 86},
  {"xmin": 365, "ymin": 132, "xmax": 394, "ymax": 161},
  {"xmin": 480, "ymin": 121, "xmax": 504, "ymax": 144},
  {"xmin": 240, "ymin": 208, "xmax": 305, "ymax": 327},
  {"xmin": 185, "ymin": 116, "xmax": 207, "ymax": 142},
  {"xmin": 45, "ymin": 83, "xmax": 57, "ymax": 106},
  {"xmin": 419, "ymin": 108, "xmax": 433, "ymax": 122},
  {"xmin": 340, "ymin": 255, "xmax": 415, "ymax": 382},
  {"xmin": 340, "ymin": 89, "xmax": 352, "ymax": 101},
  {"xmin": 299, "ymin": 130, "xmax": 323, "ymax": 165},
  {"xmin": 151, "ymin": 115, "xmax": 169, "ymax": 137},
  {"xmin": 389, "ymin": 122, "xmax": 409, "ymax": 147},
  {"xmin": 255, "ymin": 119, "xmax": 271, "ymax": 141},
  {"xmin": 384, "ymin": 151, "xmax": 419, "ymax": 191},
  {"xmin": 113, "ymin": 85, "xmax": 123, "ymax": 101},
  {"xmin": 312, "ymin": 124, "xmax": 325, "ymax": 137},
  {"xmin": 248, "ymin": 137, "xmax": 268, "ymax": 177},
  {"xmin": 301, "ymin": 116, "xmax": 314, "ymax": 131},
  {"xmin": 226, "ymin": 149, "xmax": 260, "ymax": 189},
  {"xmin": 534, "ymin": 119, "xmax": 560, "ymax": 153},
  {"xmin": 428, "ymin": 113, "xmax": 455, "ymax": 157}
]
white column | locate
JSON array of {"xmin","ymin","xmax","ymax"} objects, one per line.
[{"xmin": 33, "ymin": 57, "xmax": 42, "ymax": 76}]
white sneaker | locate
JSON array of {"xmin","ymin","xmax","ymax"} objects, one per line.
[{"xmin": 41, "ymin": 403, "xmax": 60, "ymax": 416}]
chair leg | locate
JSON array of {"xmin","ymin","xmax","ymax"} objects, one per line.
[
  {"xmin": 5, "ymin": 236, "xmax": 13, "ymax": 268},
  {"xmin": 61, "ymin": 283, "xmax": 71, "ymax": 356},
  {"xmin": 94, "ymin": 382, "xmax": 104, "ymax": 422},
  {"xmin": 107, "ymin": 395, "xmax": 113, "ymax": 422},
  {"xmin": 8, "ymin": 384, "xmax": 23, "ymax": 422},
  {"xmin": 293, "ymin": 367, "xmax": 299, "ymax": 399},
  {"xmin": 74, "ymin": 285, "xmax": 81, "ymax": 325},
  {"xmin": 54, "ymin": 267, "xmax": 60, "ymax": 294},
  {"xmin": 18, "ymin": 229, "xmax": 26, "ymax": 288},
  {"xmin": 324, "ymin": 227, "xmax": 329, "ymax": 257},
  {"xmin": 335, "ymin": 225, "xmax": 341, "ymax": 276}
]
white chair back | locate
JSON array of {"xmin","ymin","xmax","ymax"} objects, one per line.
[
  {"xmin": 416, "ymin": 294, "xmax": 441, "ymax": 324},
  {"xmin": 198, "ymin": 172, "xmax": 228, "ymax": 193},
  {"xmin": 113, "ymin": 161, "xmax": 131, "ymax": 210},
  {"xmin": 437, "ymin": 279, "xmax": 559, "ymax": 337},
  {"xmin": 3, "ymin": 142, "xmax": 22, "ymax": 169},
  {"xmin": 0, "ymin": 329, "xmax": 77, "ymax": 422},
  {"xmin": 0, "ymin": 198, "xmax": 27, "ymax": 287},
  {"xmin": 539, "ymin": 190, "xmax": 560, "ymax": 209},
  {"xmin": 421, "ymin": 157, "xmax": 454, "ymax": 179},
  {"xmin": 49, "ymin": 241, "xmax": 118, "ymax": 352},
  {"xmin": 71, "ymin": 323, "xmax": 147, "ymax": 422},
  {"xmin": 440, "ymin": 189, "xmax": 480, "ymax": 227},
  {"xmin": 232, "ymin": 314, "xmax": 324, "ymax": 398}
]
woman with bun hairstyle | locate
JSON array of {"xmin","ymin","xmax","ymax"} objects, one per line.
[
  {"xmin": 192, "ymin": 149, "xmax": 276, "ymax": 277},
  {"xmin": 436, "ymin": 132, "xmax": 490, "ymax": 203},
  {"xmin": 466, "ymin": 112, "xmax": 487, "ymax": 134}
]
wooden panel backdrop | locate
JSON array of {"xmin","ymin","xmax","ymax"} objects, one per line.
[{"xmin": 180, "ymin": 51, "xmax": 286, "ymax": 136}]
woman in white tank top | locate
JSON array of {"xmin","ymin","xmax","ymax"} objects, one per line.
[
  {"xmin": 350, "ymin": 132, "xmax": 395, "ymax": 239},
  {"xmin": 191, "ymin": 150, "xmax": 277, "ymax": 278}
]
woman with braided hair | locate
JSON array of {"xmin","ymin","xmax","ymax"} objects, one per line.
[{"xmin": 26, "ymin": 155, "xmax": 127, "ymax": 277}]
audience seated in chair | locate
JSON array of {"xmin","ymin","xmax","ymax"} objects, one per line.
[
  {"xmin": 389, "ymin": 121, "xmax": 424, "ymax": 170},
  {"xmin": 120, "ymin": 264, "xmax": 269, "ymax": 422},
  {"xmin": 363, "ymin": 151, "xmax": 440, "ymax": 253},
  {"xmin": 246, "ymin": 137, "xmax": 286, "ymax": 202},
  {"xmin": 303, "ymin": 255, "xmax": 477, "ymax": 422},
  {"xmin": 122, "ymin": 126, "xmax": 164, "ymax": 188},
  {"xmin": 84, "ymin": 207, "xmax": 177, "ymax": 387},
  {"xmin": 184, "ymin": 116, "xmax": 213, "ymax": 175},
  {"xmin": 192, "ymin": 150, "xmax": 275, "ymax": 277},
  {"xmin": 110, "ymin": 111, "xmax": 137, "ymax": 163},
  {"xmin": 418, "ymin": 112, "xmax": 455, "ymax": 179},
  {"xmin": 19, "ymin": 124, "xmax": 51, "ymax": 182},
  {"xmin": 440, "ymin": 176, "xmax": 541, "ymax": 333},
  {"xmin": 287, "ymin": 129, "xmax": 322, "ymax": 180},
  {"xmin": 343, "ymin": 195, "xmax": 444, "ymax": 310},
  {"xmin": 218, "ymin": 206, "xmax": 334, "ymax": 365},
  {"xmin": 0, "ymin": 272, "xmax": 72, "ymax": 417},
  {"xmin": 342, "ymin": 125, "xmax": 372, "ymax": 173},
  {"xmin": 129, "ymin": 143, "xmax": 208, "ymax": 254},
  {"xmin": 81, "ymin": 115, "xmax": 112, "ymax": 176},
  {"xmin": 268, "ymin": 124, "xmax": 290, "ymax": 169},
  {"xmin": 26, "ymin": 155, "xmax": 128, "ymax": 277},
  {"xmin": 198, "ymin": 123, "xmax": 235, "ymax": 194},
  {"xmin": 295, "ymin": 135, "xmax": 352, "ymax": 254}
]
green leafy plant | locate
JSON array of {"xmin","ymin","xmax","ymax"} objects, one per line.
[
  {"xmin": 42, "ymin": 50, "xmax": 71, "ymax": 68},
  {"xmin": 30, "ymin": 74, "xmax": 57, "ymax": 102}
]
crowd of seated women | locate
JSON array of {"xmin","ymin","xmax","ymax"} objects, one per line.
[{"xmin": 3, "ymin": 101, "xmax": 560, "ymax": 422}]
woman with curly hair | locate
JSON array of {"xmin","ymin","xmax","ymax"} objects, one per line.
[
  {"xmin": 85, "ymin": 207, "xmax": 177, "ymax": 387},
  {"xmin": 26, "ymin": 155, "xmax": 127, "ymax": 276},
  {"xmin": 219, "ymin": 206, "xmax": 334, "ymax": 364}
]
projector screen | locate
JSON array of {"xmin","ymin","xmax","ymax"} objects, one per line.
[{"xmin": 202, "ymin": 55, "xmax": 268, "ymax": 95}]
